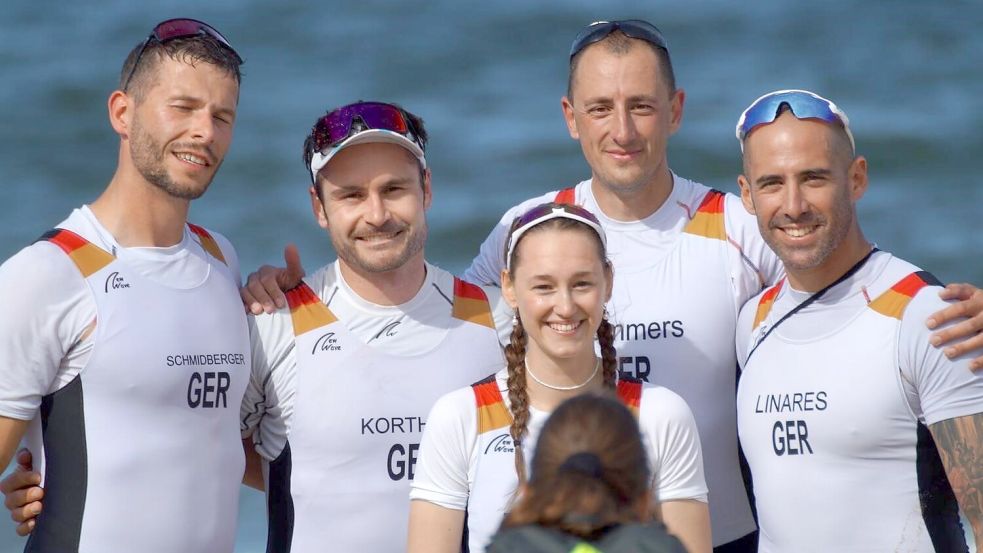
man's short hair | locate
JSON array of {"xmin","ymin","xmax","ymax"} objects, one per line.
[
  {"xmin": 567, "ymin": 30, "xmax": 676, "ymax": 100},
  {"xmin": 120, "ymin": 35, "xmax": 243, "ymax": 100}
]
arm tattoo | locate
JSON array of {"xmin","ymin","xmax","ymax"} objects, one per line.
[{"xmin": 930, "ymin": 413, "xmax": 983, "ymax": 544}]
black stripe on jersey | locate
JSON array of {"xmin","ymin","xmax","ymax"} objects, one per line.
[
  {"xmin": 34, "ymin": 229, "xmax": 61, "ymax": 244},
  {"xmin": 470, "ymin": 373, "xmax": 498, "ymax": 388},
  {"xmin": 267, "ymin": 441, "xmax": 295, "ymax": 553},
  {"xmin": 26, "ymin": 375, "xmax": 87, "ymax": 553},
  {"xmin": 461, "ymin": 504, "xmax": 469, "ymax": 553},
  {"xmin": 916, "ymin": 423, "xmax": 968, "ymax": 552},
  {"xmin": 916, "ymin": 271, "xmax": 943, "ymax": 287}
]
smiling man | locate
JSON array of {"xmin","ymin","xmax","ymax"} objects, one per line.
[
  {"xmin": 0, "ymin": 18, "xmax": 249, "ymax": 553},
  {"xmin": 734, "ymin": 89, "xmax": 983, "ymax": 551},
  {"xmin": 237, "ymin": 101, "xmax": 509, "ymax": 552}
]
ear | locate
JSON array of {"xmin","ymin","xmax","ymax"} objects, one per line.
[
  {"xmin": 737, "ymin": 174, "xmax": 756, "ymax": 215},
  {"xmin": 848, "ymin": 156, "xmax": 868, "ymax": 202},
  {"xmin": 108, "ymin": 90, "xmax": 131, "ymax": 139},
  {"xmin": 422, "ymin": 167, "xmax": 433, "ymax": 210},
  {"xmin": 668, "ymin": 88, "xmax": 685, "ymax": 135},
  {"xmin": 501, "ymin": 268, "xmax": 518, "ymax": 311},
  {"xmin": 561, "ymin": 96, "xmax": 579, "ymax": 140},
  {"xmin": 603, "ymin": 262, "xmax": 614, "ymax": 303},
  {"xmin": 309, "ymin": 185, "xmax": 329, "ymax": 230}
]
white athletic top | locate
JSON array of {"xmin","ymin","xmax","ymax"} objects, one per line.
[
  {"xmin": 464, "ymin": 175, "xmax": 782, "ymax": 544},
  {"xmin": 0, "ymin": 207, "xmax": 249, "ymax": 553},
  {"xmin": 736, "ymin": 250, "xmax": 983, "ymax": 552},
  {"xmin": 240, "ymin": 261, "xmax": 508, "ymax": 553},
  {"xmin": 411, "ymin": 369, "xmax": 708, "ymax": 553}
]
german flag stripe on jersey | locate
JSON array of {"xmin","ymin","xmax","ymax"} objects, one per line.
[
  {"xmin": 683, "ymin": 189, "xmax": 727, "ymax": 240},
  {"xmin": 868, "ymin": 271, "xmax": 942, "ymax": 320},
  {"xmin": 616, "ymin": 378, "xmax": 643, "ymax": 417},
  {"xmin": 285, "ymin": 283, "xmax": 338, "ymax": 336},
  {"xmin": 753, "ymin": 279, "xmax": 785, "ymax": 330},
  {"xmin": 187, "ymin": 223, "xmax": 227, "ymax": 265},
  {"xmin": 554, "ymin": 188, "xmax": 577, "ymax": 205},
  {"xmin": 472, "ymin": 375, "xmax": 511, "ymax": 434},
  {"xmin": 452, "ymin": 278, "xmax": 495, "ymax": 329},
  {"xmin": 37, "ymin": 229, "xmax": 115, "ymax": 277}
]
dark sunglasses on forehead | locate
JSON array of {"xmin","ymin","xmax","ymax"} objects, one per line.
[
  {"xmin": 307, "ymin": 101, "xmax": 424, "ymax": 157},
  {"xmin": 569, "ymin": 19, "xmax": 669, "ymax": 59},
  {"xmin": 121, "ymin": 18, "xmax": 243, "ymax": 91},
  {"xmin": 735, "ymin": 89, "xmax": 855, "ymax": 153},
  {"xmin": 505, "ymin": 203, "xmax": 607, "ymax": 270}
]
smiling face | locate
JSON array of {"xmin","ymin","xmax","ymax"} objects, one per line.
[
  {"xmin": 502, "ymin": 223, "xmax": 612, "ymax": 364},
  {"xmin": 738, "ymin": 111, "xmax": 869, "ymax": 290},
  {"xmin": 311, "ymin": 141, "xmax": 431, "ymax": 276},
  {"xmin": 562, "ymin": 40, "xmax": 683, "ymax": 199},
  {"xmin": 124, "ymin": 56, "xmax": 238, "ymax": 200}
]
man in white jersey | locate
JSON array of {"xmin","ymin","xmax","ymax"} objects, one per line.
[
  {"xmin": 0, "ymin": 19, "xmax": 250, "ymax": 553},
  {"xmin": 733, "ymin": 89, "xmax": 983, "ymax": 551},
  {"xmin": 237, "ymin": 101, "xmax": 509, "ymax": 552},
  {"xmin": 462, "ymin": 19, "xmax": 983, "ymax": 552}
]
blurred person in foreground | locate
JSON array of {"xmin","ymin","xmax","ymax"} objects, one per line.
[
  {"xmin": 488, "ymin": 393, "xmax": 687, "ymax": 553},
  {"xmin": 734, "ymin": 89, "xmax": 983, "ymax": 551}
]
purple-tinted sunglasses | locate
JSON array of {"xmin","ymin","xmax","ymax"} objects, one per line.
[
  {"xmin": 122, "ymin": 18, "xmax": 242, "ymax": 91},
  {"xmin": 506, "ymin": 203, "xmax": 606, "ymax": 270}
]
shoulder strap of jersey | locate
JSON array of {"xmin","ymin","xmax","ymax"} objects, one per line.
[
  {"xmin": 35, "ymin": 228, "xmax": 115, "ymax": 277},
  {"xmin": 752, "ymin": 278, "xmax": 785, "ymax": 330},
  {"xmin": 452, "ymin": 277, "xmax": 496, "ymax": 329},
  {"xmin": 187, "ymin": 223, "xmax": 228, "ymax": 266},
  {"xmin": 284, "ymin": 282, "xmax": 338, "ymax": 336},
  {"xmin": 554, "ymin": 187, "xmax": 577, "ymax": 205},
  {"xmin": 867, "ymin": 271, "xmax": 942, "ymax": 320},
  {"xmin": 616, "ymin": 377, "xmax": 643, "ymax": 417},
  {"xmin": 682, "ymin": 188, "xmax": 727, "ymax": 240},
  {"xmin": 472, "ymin": 373, "xmax": 512, "ymax": 434}
]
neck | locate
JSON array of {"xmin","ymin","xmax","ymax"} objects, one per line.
[
  {"xmin": 590, "ymin": 165, "xmax": 673, "ymax": 221},
  {"xmin": 89, "ymin": 168, "xmax": 191, "ymax": 248},
  {"xmin": 524, "ymin": 348, "xmax": 603, "ymax": 412},
  {"xmin": 337, "ymin": 254, "xmax": 427, "ymax": 306},
  {"xmin": 786, "ymin": 230, "xmax": 873, "ymax": 293}
]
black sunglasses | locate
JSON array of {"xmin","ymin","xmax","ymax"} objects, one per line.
[
  {"xmin": 569, "ymin": 19, "xmax": 669, "ymax": 59},
  {"xmin": 122, "ymin": 18, "xmax": 242, "ymax": 91}
]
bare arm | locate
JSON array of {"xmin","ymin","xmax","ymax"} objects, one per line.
[
  {"xmin": 407, "ymin": 499, "xmax": 466, "ymax": 553},
  {"xmin": 241, "ymin": 438, "xmax": 265, "ymax": 491},
  {"xmin": 929, "ymin": 412, "xmax": 983, "ymax": 547},
  {"xmin": 660, "ymin": 498, "xmax": 712, "ymax": 553},
  {"xmin": 0, "ymin": 416, "xmax": 28, "ymax": 476}
]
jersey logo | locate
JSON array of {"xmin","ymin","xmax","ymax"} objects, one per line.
[
  {"xmin": 553, "ymin": 187, "xmax": 577, "ymax": 205},
  {"xmin": 867, "ymin": 271, "xmax": 941, "ymax": 320},
  {"xmin": 682, "ymin": 189, "xmax": 727, "ymax": 240},
  {"xmin": 285, "ymin": 283, "xmax": 338, "ymax": 336},
  {"xmin": 311, "ymin": 331, "xmax": 342, "ymax": 354},
  {"xmin": 37, "ymin": 228, "xmax": 115, "ymax": 277},
  {"xmin": 187, "ymin": 223, "xmax": 228, "ymax": 266},
  {"xmin": 103, "ymin": 271, "xmax": 131, "ymax": 293},
  {"xmin": 753, "ymin": 279, "xmax": 785, "ymax": 330},
  {"xmin": 452, "ymin": 278, "xmax": 495, "ymax": 329}
]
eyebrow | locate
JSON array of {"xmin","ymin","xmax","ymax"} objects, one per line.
[{"xmin": 754, "ymin": 168, "xmax": 833, "ymax": 187}]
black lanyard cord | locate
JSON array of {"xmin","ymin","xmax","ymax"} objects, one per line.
[{"xmin": 744, "ymin": 247, "xmax": 880, "ymax": 365}]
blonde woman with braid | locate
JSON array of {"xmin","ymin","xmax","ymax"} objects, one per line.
[{"xmin": 408, "ymin": 203, "xmax": 711, "ymax": 553}]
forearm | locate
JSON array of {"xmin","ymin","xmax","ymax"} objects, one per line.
[
  {"xmin": 0, "ymin": 416, "xmax": 30, "ymax": 472},
  {"xmin": 660, "ymin": 499, "xmax": 712, "ymax": 553},
  {"xmin": 930, "ymin": 413, "xmax": 983, "ymax": 546},
  {"xmin": 241, "ymin": 438, "xmax": 265, "ymax": 491}
]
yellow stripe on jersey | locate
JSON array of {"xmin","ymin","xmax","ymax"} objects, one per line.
[
  {"xmin": 452, "ymin": 278, "xmax": 495, "ymax": 329},
  {"xmin": 683, "ymin": 189, "xmax": 727, "ymax": 240},
  {"xmin": 285, "ymin": 283, "xmax": 338, "ymax": 336}
]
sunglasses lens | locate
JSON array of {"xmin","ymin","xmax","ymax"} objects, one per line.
[
  {"xmin": 570, "ymin": 20, "xmax": 668, "ymax": 58},
  {"xmin": 311, "ymin": 103, "xmax": 413, "ymax": 154},
  {"xmin": 739, "ymin": 92, "xmax": 839, "ymax": 140},
  {"xmin": 151, "ymin": 19, "xmax": 241, "ymax": 60}
]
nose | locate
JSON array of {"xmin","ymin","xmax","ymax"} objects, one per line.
[
  {"xmin": 190, "ymin": 110, "xmax": 216, "ymax": 145},
  {"xmin": 553, "ymin": 288, "xmax": 577, "ymax": 318},
  {"xmin": 363, "ymin": 191, "xmax": 391, "ymax": 227},
  {"xmin": 611, "ymin": 105, "xmax": 638, "ymax": 145},
  {"xmin": 781, "ymin": 182, "xmax": 809, "ymax": 220}
]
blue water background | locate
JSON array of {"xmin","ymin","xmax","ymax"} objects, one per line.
[{"xmin": 1, "ymin": 1, "xmax": 980, "ymax": 551}]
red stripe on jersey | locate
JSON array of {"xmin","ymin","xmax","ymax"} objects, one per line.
[
  {"xmin": 554, "ymin": 188, "xmax": 576, "ymax": 205},
  {"xmin": 187, "ymin": 223, "xmax": 227, "ymax": 265}
]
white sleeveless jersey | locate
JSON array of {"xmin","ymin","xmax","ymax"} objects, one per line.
[
  {"xmin": 464, "ymin": 175, "xmax": 781, "ymax": 544},
  {"xmin": 412, "ymin": 369, "xmax": 708, "ymax": 553},
  {"xmin": 241, "ymin": 262, "xmax": 505, "ymax": 553},
  {"xmin": 2, "ymin": 216, "xmax": 249, "ymax": 553},
  {"xmin": 736, "ymin": 251, "xmax": 983, "ymax": 552}
]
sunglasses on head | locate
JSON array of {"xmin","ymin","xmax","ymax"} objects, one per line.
[
  {"xmin": 305, "ymin": 101, "xmax": 426, "ymax": 183},
  {"xmin": 569, "ymin": 19, "xmax": 669, "ymax": 59},
  {"xmin": 505, "ymin": 203, "xmax": 606, "ymax": 270},
  {"xmin": 735, "ymin": 89, "xmax": 855, "ymax": 153},
  {"xmin": 122, "ymin": 18, "xmax": 242, "ymax": 91}
]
